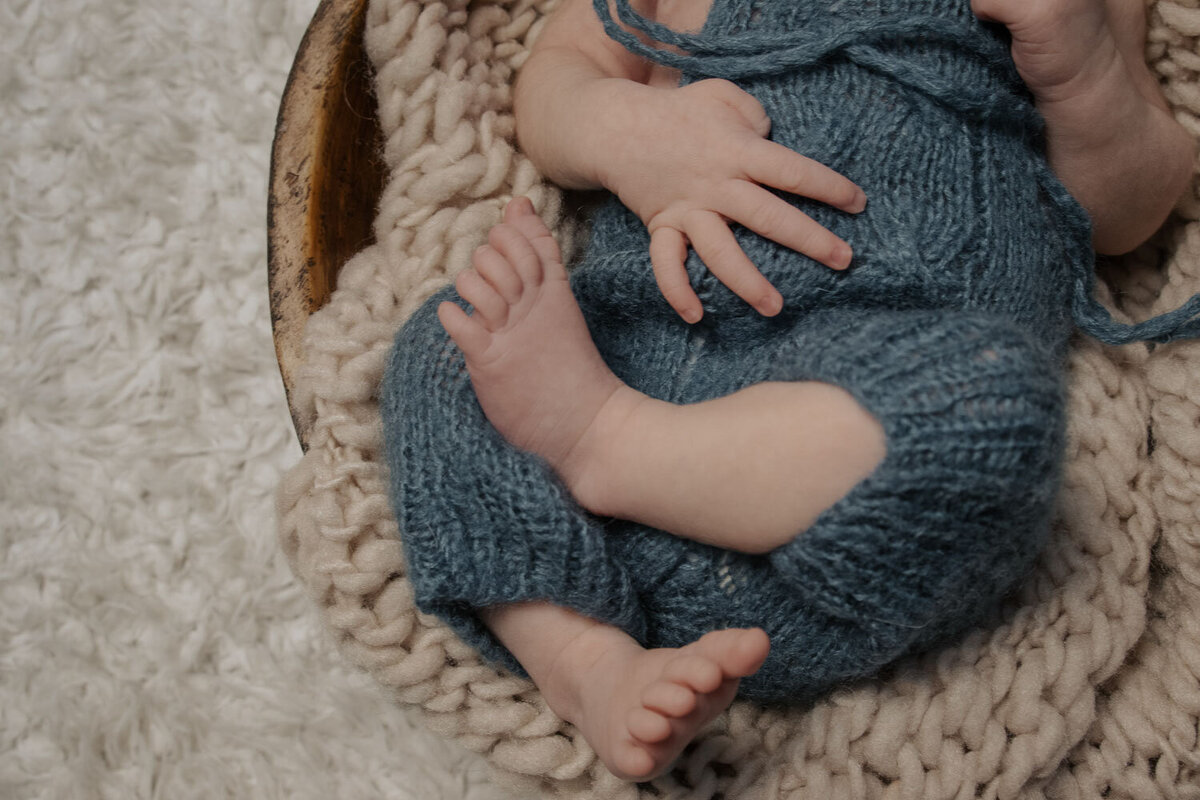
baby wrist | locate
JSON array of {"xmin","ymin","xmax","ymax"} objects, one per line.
[{"xmin": 586, "ymin": 80, "xmax": 664, "ymax": 193}]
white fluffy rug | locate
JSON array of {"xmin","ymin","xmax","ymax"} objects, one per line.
[{"xmin": 0, "ymin": 0, "xmax": 520, "ymax": 797}]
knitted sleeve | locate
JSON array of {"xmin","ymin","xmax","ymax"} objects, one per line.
[{"xmin": 380, "ymin": 286, "xmax": 648, "ymax": 672}]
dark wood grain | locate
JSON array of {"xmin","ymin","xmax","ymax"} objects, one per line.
[{"xmin": 268, "ymin": 0, "xmax": 385, "ymax": 450}]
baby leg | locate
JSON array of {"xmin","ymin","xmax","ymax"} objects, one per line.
[
  {"xmin": 382, "ymin": 234, "xmax": 768, "ymax": 782},
  {"xmin": 634, "ymin": 307, "xmax": 1068, "ymax": 702},
  {"xmin": 441, "ymin": 197, "xmax": 886, "ymax": 553},
  {"xmin": 481, "ymin": 601, "xmax": 768, "ymax": 781},
  {"xmin": 381, "ymin": 255, "xmax": 650, "ymax": 668},
  {"xmin": 755, "ymin": 308, "xmax": 1068, "ymax": 678}
]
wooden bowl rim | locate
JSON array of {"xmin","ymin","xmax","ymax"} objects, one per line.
[{"xmin": 267, "ymin": 0, "xmax": 375, "ymax": 451}]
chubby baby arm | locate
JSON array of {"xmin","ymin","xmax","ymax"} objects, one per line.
[
  {"xmin": 974, "ymin": 0, "xmax": 1194, "ymax": 254},
  {"xmin": 513, "ymin": 0, "xmax": 653, "ymax": 190},
  {"xmin": 516, "ymin": 0, "xmax": 867, "ymax": 322}
]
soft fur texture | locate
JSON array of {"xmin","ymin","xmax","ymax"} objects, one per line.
[
  {"xmin": 277, "ymin": 0, "xmax": 1200, "ymax": 797},
  {"xmin": 0, "ymin": 1, "xmax": 515, "ymax": 798}
]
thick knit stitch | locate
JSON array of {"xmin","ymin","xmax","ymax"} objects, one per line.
[{"xmin": 380, "ymin": 0, "xmax": 1200, "ymax": 704}]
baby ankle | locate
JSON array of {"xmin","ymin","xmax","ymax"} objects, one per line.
[{"xmin": 557, "ymin": 386, "xmax": 647, "ymax": 518}]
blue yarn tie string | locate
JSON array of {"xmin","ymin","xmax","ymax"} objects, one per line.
[
  {"xmin": 593, "ymin": 0, "xmax": 1200, "ymax": 346},
  {"xmin": 1036, "ymin": 158, "xmax": 1200, "ymax": 345},
  {"xmin": 593, "ymin": 0, "xmax": 1038, "ymax": 130},
  {"xmin": 1072, "ymin": 274, "xmax": 1200, "ymax": 345}
]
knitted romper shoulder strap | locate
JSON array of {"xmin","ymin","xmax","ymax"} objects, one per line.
[{"xmin": 593, "ymin": 0, "xmax": 1200, "ymax": 345}]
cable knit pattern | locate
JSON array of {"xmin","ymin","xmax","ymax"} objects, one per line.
[{"xmin": 275, "ymin": 0, "xmax": 1200, "ymax": 795}]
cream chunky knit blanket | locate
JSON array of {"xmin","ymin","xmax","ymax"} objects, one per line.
[{"xmin": 274, "ymin": 0, "xmax": 1200, "ymax": 796}]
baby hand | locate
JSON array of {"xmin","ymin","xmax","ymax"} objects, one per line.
[
  {"xmin": 971, "ymin": 0, "xmax": 1119, "ymax": 105},
  {"xmin": 597, "ymin": 78, "xmax": 866, "ymax": 322}
]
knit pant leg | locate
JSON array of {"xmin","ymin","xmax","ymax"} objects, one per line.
[
  {"xmin": 643, "ymin": 307, "xmax": 1067, "ymax": 703},
  {"xmin": 379, "ymin": 286, "xmax": 647, "ymax": 673},
  {"xmin": 765, "ymin": 308, "xmax": 1065, "ymax": 689}
]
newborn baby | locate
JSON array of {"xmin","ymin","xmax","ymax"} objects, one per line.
[{"xmin": 381, "ymin": 0, "xmax": 1194, "ymax": 781}]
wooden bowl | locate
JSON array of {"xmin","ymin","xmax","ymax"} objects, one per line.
[{"xmin": 268, "ymin": 0, "xmax": 385, "ymax": 451}]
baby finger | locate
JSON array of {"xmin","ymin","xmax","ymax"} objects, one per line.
[
  {"xmin": 744, "ymin": 140, "xmax": 867, "ymax": 213},
  {"xmin": 685, "ymin": 210, "xmax": 783, "ymax": 317},
  {"xmin": 649, "ymin": 226, "xmax": 704, "ymax": 324},
  {"xmin": 719, "ymin": 182, "xmax": 854, "ymax": 271}
]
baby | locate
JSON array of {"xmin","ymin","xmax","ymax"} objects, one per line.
[{"xmin": 381, "ymin": 0, "xmax": 1194, "ymax": 782}]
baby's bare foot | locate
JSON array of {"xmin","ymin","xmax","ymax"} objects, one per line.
[
  {"xmin": 438, "ymin": 197, "xmax": 638, "ymax": 496},
  {"xmin": 549, "ymin": 626, "xmax": 770, "ymax": 781}
]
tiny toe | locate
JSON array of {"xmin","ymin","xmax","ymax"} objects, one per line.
[
  {"xmin": 504, "ymin": 195, "xmax": 535, "ymax": 221},
  {"xmin": 627, "ymin": 707, "xmax": 672, "ymax": 745},
  {"xmin": 437, "ymin": 301, "xmax": 491, "ymax": 356},
  {"xmin": 454, "ymin": 269, "xmax": 508, "ymax": 330},
  {"xmin": 489, "ymin": 223, "xmax": 543, "ymax": 285},
  {"xmin": 728, "ymin": 629, "xmax": 771, "ymax": 676},
  {"xmin": 473, "ymin": 245, "xmax": 523, "ymax": 303},
  {"xmin": 613, "ymin": 742, "xmax": 658, "ymax": 782},
  {"xmin": 663, "ymin": 655, "xmax": 723, "ymax": 694},
  {"xmin": 642, "ymin": 680, "xmax": 697, "ymax": 718},
  {"xmin": 507, "ymin": 203, "xmax": 563, "ymax": 270},
  {"xmin": 694, "ymin": 628, "xmax": 771, "ymax": 678}
]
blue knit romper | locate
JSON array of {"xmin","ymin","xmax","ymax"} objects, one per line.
[{"xmin": 380, "ymin": 0, "xmax": 1200, "ymax": 704}]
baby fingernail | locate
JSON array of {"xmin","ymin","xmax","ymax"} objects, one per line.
[
  {"xmin": 831, "ymin": 244, "xmax": 852, "ymax": 270},
  {"xmin": 851, "ymin": 189, "xmax": 867, "ymax": 213},
  {"xmin": 761, "ymin": 294, "xmax": 783, "ymax": 316}
]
